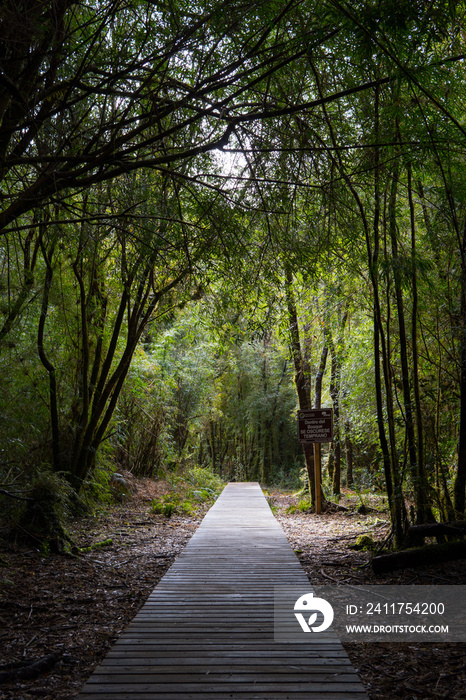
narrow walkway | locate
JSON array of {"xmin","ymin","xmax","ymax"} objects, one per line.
[{"xmin": 78, "ymin": 482, "xmax": 368, "ymax": 699}]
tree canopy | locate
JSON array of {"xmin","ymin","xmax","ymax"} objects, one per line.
[{"xmin": 2, "ymin": 0, "xmax": 466, "ymax": 547}]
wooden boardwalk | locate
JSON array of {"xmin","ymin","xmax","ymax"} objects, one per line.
[{"xmin": 78, "ymin": 482, "xmax": 368, "ymax": 699}]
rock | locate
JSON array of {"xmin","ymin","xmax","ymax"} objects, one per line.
[{"xmin": 110, "ymin": 473, "xmax": 131, "ymax": 501}]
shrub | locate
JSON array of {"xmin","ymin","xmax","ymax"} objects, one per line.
[
  {"xmin": 15, "ymin": 471, "xmax": 74, "ymax": 552},
  {"xmin": 152, "ymin": 466, "xmax": 226, "ymax": 516}
]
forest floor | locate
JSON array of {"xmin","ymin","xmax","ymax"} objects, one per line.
[
  {"xmin": 272, "ymin": 490, "xmax": 466, "ymax": 700},
  {"xmin": 0, "ymin": 476, "xmax": 465, "ymax": 700}
]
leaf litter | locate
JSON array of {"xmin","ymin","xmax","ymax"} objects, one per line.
[
  {"xmin": 272, "ymin": 489, "xmax": 466, "ymax": 700},
  {"xmin": 0, "ymin": 480, "xmax": 464, "ymax": 699}
]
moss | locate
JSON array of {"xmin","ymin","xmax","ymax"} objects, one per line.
[
  {"xmin": 350, "ymin": 534, "xmax": 377, "ymax": 551},
  {"xmin": 15, "ymin": 472, "xmax": 74, "ymax": 552}
]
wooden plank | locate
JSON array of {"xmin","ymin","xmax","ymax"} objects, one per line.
[
  {"xmin": 77, "ymin": 482, "xmax": 368, "ymax": 699},
  {"xmin": 78, "ymin": 693, "xmax": 369, "ymax": 700},
  {"xmin": 79, "ymin": 682, "xmax": 368, "ymax": 692},
  {"xmin": 94, "ymin": 670, "xmax": 360, "ymax": 681},
  {"xmin": 98, "ymin": 662, "xmax": 355, "ymax": 670}
]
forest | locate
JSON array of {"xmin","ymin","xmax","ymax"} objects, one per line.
[{"xmin": 1, "ymin": 0, "xmax": 466, "ymax": 553}]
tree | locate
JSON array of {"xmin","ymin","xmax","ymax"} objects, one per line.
[{"xmin": 3, "ymin": 0, "xmax": 466, "ymax": 538}]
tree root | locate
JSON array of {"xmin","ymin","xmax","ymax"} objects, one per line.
[{"xmin": 0, "ymin": 652, "xmax": 62, "ymax": 684}]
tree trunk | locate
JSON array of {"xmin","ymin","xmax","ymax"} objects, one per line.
[
  {"xmin": 408, "ymin": 164, "xmax": 431, "ymax": 522},
  {"xmin": 455, "ymin": 278, "xmax": 466, "ymax": 516},
  {"xmin": 327, "ymin": 449, "xmax": 335, "ymax": 485},
  {"xmin": 455, "ymin": 216, "xmax": 466, "ymax": 515},
  {"xmin": 389, "ymin": 162, "xmax": 434, "ymax": 524},
  {"xmin": 284, "ymin": 267, "xmax": 316, "ymax": 500},
  {"xmin": 314, "ymin": 344, "xmax": 328, "ymax": 410},
  {"xmin": 68, "ymin": 255, "xmax": 188, "ymax": 488},
  {"xmin": 313, "ymin": 342, "xmax": 329, "ymax": 505},
  {"xmin": 0, "ymin": 223, "xmax": 40, "ymax": 346},
  {"xmin": 209, "ymin": 420, "xmax": 217, "ymax": 471},
  {"xmin": 37, "ymin": 236, "xmax": 61, "ymax": 473},
  {"xmin": 324, "ymin": 304, "xmax": 347, "ymax": 497},
  {"xmin": 330, "ymin": 350, "xmax": 341, "ymax": 496},
  {"xmin": 345, "ymin": 423, "xmax": 354, "ymax": 486}
]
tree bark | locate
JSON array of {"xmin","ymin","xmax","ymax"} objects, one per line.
[
  {"xmin": 345, "ymin": 423, "xmax": 354, "ymax": 486},
  {"xmin": 455, "ymin": 206, "xmax": 466, "ymax": 514},
  {"xmin": 324, "ymin": 302, "xmax": 347, "ymax": 496},
  {"xmin": 407, "ymin": 164, "xmax": 431, "ymax": 522},
  {"xmin": 37, "ymin": 235, "xmax": 60, "ymax": 473},
  {"xmin": 284, "ymin": 266, "xmax": 316, "ymax": 502},
  {"xmin": 455, "ymin": 268, "xmax": 466, "ymax": 515},
  {"xmin": 0, "ymin": 223, "xmax": 40, "ymax": 346},
  {"xmin": 388, "ymin": 162, "xmax": 433, "ymax": 523},
  {"xmin": 314, "ymin": 345, "xmax": 328, "ymax": 410}
]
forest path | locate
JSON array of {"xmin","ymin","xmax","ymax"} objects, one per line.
[{"xmin": 77, "ymin": 481, "xmax": 368, "ymax": 699}]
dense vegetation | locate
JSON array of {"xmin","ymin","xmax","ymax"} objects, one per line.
[{"xmin": 2, "ymin": 0, "xmax": 466, "ymax": 548}]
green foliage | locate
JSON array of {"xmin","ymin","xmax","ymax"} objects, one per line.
[
  {"xmin": 80, "ymin": 465, "xmax": 113, "ymax": 508},
  {"xmin": 115, "ymin": 302, "xmax": 303, "ymax": 486},
  {"xmin": 151, "ymin": 496, "xmax": 177, "ymax": 517},
  {"xmin": 151, "ymin": 465, "xmax": 226, "ymax": 517},
  {"xmin": 171, "ymin": 466, "xmax": 226, "ymax": 505},
  {"xmin": 14, "ymin": 471, "xmax": 74, "ymax": 551},
  {"xmin": 286, "ymin": 498, "xmax": 312, "ymax": 514},
  {"xmin": 1, "ymin": 0, "xmax": 466, "ymax": 536}
]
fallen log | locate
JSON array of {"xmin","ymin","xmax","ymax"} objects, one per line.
[
  {"xmin": 403, "ymin": 521, "xmax": 466, "ymax": 547},
  {"xmin": 450, "ymin": 520, "xmax": 466, "ymax": 528},
  {"xmin": 407, "ymin": 522, "xmax": 466, "ymax": 539},
  {"xmin": 372, "ymin": 541, "xmax": 466, "ymax": 575}
]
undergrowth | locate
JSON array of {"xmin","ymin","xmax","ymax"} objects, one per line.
[
  {"xmin": 151, "ymin": 466, "xmax": 225, "ymax": 517},
  {"xmin": 286, "ymin": 498, "xmax": 312, "ymax": 514}
]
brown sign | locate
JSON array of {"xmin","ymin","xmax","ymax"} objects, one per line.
[{"xmin": 297, "ymin": 408, "xmax": 333, "ymax": 443}]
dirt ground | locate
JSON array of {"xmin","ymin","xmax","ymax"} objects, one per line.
[
  {"xmin": 272, "ymin": 490, "xmax": 466, "ymax": 700},
  {"xmin": 0, "ymin": 479, "xmax": 465, "ymax": 700}
]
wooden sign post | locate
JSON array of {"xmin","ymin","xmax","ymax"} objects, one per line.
[
  {"xmin": 314, "ymin": 442, "xmax": 322, "ymax": 514},
  {"xmin": 297, "ymin": 409, "xmax": 333, "ymax": 514}
]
